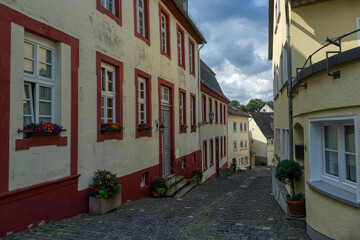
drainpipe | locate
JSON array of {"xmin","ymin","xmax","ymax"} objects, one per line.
[{"xmin": 285, "ymin": 0, "xmax": 293, "ymax": 159}]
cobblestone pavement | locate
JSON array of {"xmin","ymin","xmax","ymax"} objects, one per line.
[{"xmin": 3, "ymin": 167, "xmax": 309, "ymax": 240}]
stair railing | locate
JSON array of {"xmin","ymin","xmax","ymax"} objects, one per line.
[
  {"xmin": 175, "ymin": 159, "xmax": 191, "ymax": 182},
  {"xmin": 163, "ymin": 160, "xmax": 179, "ymax": 193}
]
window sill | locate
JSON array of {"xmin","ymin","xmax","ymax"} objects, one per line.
[
  {"xmin": 307, "ymin": 180, "xmax": 360, "ymax": 208},
  {"xmin": 178, "ymin": 63, "xmax": 186, "ymax": 70},
  {"xmin": 210, "ymin": 163, "xmax": 214, "ymax": 167},
  {"xmin": 160, "ymin": 51, "xmax": 171, "ymax": 60},
  {"xmin": 179, "ymin": 128, "xmax": 187, "ymax": 134},
  {"xmin": 96, "ymin": 1, "xmax": 122, "ymax": 26},
  {"xmin": 136, "ymin": 129, "xmax": 152, "ymax": 138},
  {"xmin": 97, "ymin": 131, "xmax": 123, "ymax": 142},
  {"xmin": 191, "ymin": 128, "xmax": 196, "ymax": 133},
  {"xmin": 135, "ymin": 32, "xmax": 150, "ymax": 46},
  {"xmin": 16, "ymin": 136, "xmax": 67, "ymax": 151}
]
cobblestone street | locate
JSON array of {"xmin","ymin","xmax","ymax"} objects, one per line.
[{"xmin": 3, "ymin": 167, "xmax": 309, "ymax": 240}]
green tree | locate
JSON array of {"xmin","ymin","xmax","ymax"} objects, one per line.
[
  {"xmin": 230, "ymin": 100, "xmax": 241, "ymax": 108},
  {"xmin": 245, "ymin": 99, "xmax": 265, "ymax": 112}
]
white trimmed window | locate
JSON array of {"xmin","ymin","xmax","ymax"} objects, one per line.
[
  {"xmin": 101, "ymin": 0, "xmax": 115, "ymax": 14},
  {"xmin": 138, "ymin": 76, "xmax": 147, "ymax": 123},
  {"xmin": 240, "ymin": 123, "xmax": 243, "ymax": 132},
  {"xmin": 23, "ymin": 34, "xmax": 55, "ymax": 125},
  {"xmin": 161, "ymin": 86, "xmax": 169, "ymax": 104},
  {"xmin": 245, "ymin": 141, "xmax": 247, "ymax": 149},
  {"xmin": 233, "ymin": 122, "xmax": 237, "ymax": 132},
  {"xmin": 190, "ymin": 96, "xmax": 194, "ymax": 126},
  {"xmin": 244, "ymin": 123, "xmax": 247, "ymax": 132},
  {"xmin": 140, "ymin": 172, "xmax": 147, "ymax": 187},
  {"xmin": 275, "ymin": 128, "xmax": 280, "ymax": 155},
  {"xmin": 101, "ymin": 62, "xmax": 116, "ymax": 123},
  {"xmin": 240, "ymin": 141, "xmax": 243, "ymax": 150},
  {"xmin": 136, "ymin": 0, "xmax": 145, "ymax": 37},
  {"xmin": 178, "ymin": 32, "xmax": 183, "ymax": 65},
  {"xmin": 180, "ymin": 92, "xmax": 184, "ymax": 124},
  {"xmin": 282, "ymin": 129, "xmax": 289, "ymax": 159},
  {"xmin": 309, "ymin": 117, "xmax": 359, "ymax": 202},
  {"xmin": 274, "ymin": 65, "xmax": 279, "ymax": 96},
  {"xmin": 161, "ymin": 13, "xmax": 167, "ymax": 53},
  {"xmin": 245, "ymin": 157, "xmax": 248, "ymax": 165},
  {"xmin": 233, "ymin": 141, "xmax": 237, "ymax": 151}
]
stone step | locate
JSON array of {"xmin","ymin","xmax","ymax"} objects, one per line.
[
  {"xmin": 165, "ymin": 178, "xmax": 188, "ymax": 197},
  {"xmin": 165, "ymin": 175, "xmax": 184, "ymax": 188},
  {"xmin": 175, "ymin": 180, "xmax": 197, "ymax": 198}
]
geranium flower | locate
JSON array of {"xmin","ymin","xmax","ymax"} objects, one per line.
[{"xmin": 106, "ymin": 174, "xmax": 111, "ymax": 179}]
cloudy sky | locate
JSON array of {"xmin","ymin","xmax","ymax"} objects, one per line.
[{"xmin": 188, "ymin": 0, "xmax": 272, "ymax": 105}]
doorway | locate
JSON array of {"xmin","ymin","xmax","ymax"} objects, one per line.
[
  {"xmin": 161, "ymin": 105, "xmax": 171, "ymax": 176},
  {"xmin": 215, "ymin": 138, "xmax": 220, "ymax": 177}
]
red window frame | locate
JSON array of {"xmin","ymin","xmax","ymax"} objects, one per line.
[
  {"xmin": 203, "ymin": 140, "xmax": 208, "ymax": 171},
  {"xmin": 220, "ymin": 103, "xmax": 223, "ymax": 124},
  {"xmin": 135, "ymin": 68, "xmax": 152, "ymax": 138},
  {"xmin": 159, "ymin": 4, "xmax": 171, "ymax": 59},
  {"xmin": 221, "ymin": 137, "xmax": 223, "ymax": 159},
  {"xmin": 176, "ymin": 24, "xmax": 185, "ymax": 69},
  {"xmin": 224, "ymin": 136, "xmax": 226, "ymax": 156},
  {"xmin": 209, "ymin": 98, "xmax": 213, "ymax": 124},
  {"xmin": 190, "ymin": 93, "xmax": 196, "ymax": 132},
  {"xmin": 210, "ymin": 138, "xmax": 214, "ymax": 166},
  {"xmin": 223, "ymin": 104, "xmax": 226, "ymax": 124},
  {"xmin": 96, "ymin": 0, "xmax": 122, "ymax": 26},
  {"xmin": 215, "ymin": 100, "xmax": 218, "ymax": 124},
  {"xmin": 96, "ymin": 52, "xmax": 124, "ymax": 142},
  {"xmin": 202, "ymin": 94, "xmax": 206, "ymax": 122},
  {"xmin": 189, "ymin": 37, "xmax": 195, "ymax": 76},
  {"xmin": 179, "ymin": 88, "xmax": 187, "ymax": 134},
  {"xmin": 134, "ymin": 0, "xmax": 150, "ymax": 45}
]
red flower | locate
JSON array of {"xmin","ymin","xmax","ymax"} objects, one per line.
[
  {"xmin": 90, "ymin": 186, "xmax": 95, "ymax": 191},
  {"xmin": 95, "ymin": 188, "xmax": 99, "ymax": 192}
]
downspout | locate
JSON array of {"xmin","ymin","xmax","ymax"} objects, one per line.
[{"xmin": 285, "ymin": 0, "xmax": 293, "ymax": 159}]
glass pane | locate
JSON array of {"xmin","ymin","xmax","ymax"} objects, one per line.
[
  {"xmin": 24, "ymin": 59, "xmax": 34, "ymax": 74},
  {"xmin": 39, "ymin": 86, "xmax": 52, "ymax": 100},
  {"xmin": 24, "ymin": 116, "xmax": 32, "ymax": 125},
  {"xmin": 24, "ymin": 42, "xmax": 34, "ymax": 58},
  {"xmin": 101, "ymin": 68, "xmax": 106, "ymax": 91},
  {"xmin": 140, "ymin": 90, "xmax": 144, "ymax": 99},
  {"xmin": 101, "ymin": 97, "xmax": 105, "ymax": 108},
  {"xmin": 39, "ymin": 47, "xmax": 52, "ymax": 63},
  {"xmin": 325, "ymin": 126, "xmax": 338, "ymax": 150},
  {"xmin": 24, "ymin": 85, "xmax": 29, "ymax": 99},
  {"xmin": 107, "ymin": 109, "xmax": 113, "ymax": 119},
  {"xmin": 39, "ymin": 63, "xmax": 52, "ymax": 78},
  {"xmin": 23, "ymin": 101, "xmax": 31, "ymax": 114},
  {"xmin": 140, "ymin": 104, "xmax": 144, "ymax": 111},
  {"xmin": 107, "ymin": 98, "xmax": 113, "ymax": 108},
  {"xmin": 325, "ymin": 151, "xmax": 338, "ymax": 176},
  {"xmin": 346, "ymin": 154, "xmax": 356, "ymax": 182},
  {"xmin": 107, "ymin": 71, "xmax": 113, "ymax": 92},
  {"xmin": 107, "ymin": 118, "xmax": 113, "ymax": 123},
  {"xmin": 345, "ymin": 126, "xmax": 355, "ymax": 153},
  {"xmin": 140, "ymin": 112, "xmax": 144, "ymax": 120},
  {"xmin": 39, "ymin": 102, "xmax": 52, "ymax": 115},
  {"xmin": 101, "ymin": 107, "xmax": 104, "ymax": 119},
  {"xmin": 39, "ymin": 117, "xmax": 51, "ymax": 122}
]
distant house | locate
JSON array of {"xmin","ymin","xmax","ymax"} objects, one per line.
[
  {"xmin": 259, "ymin": 102, "xmax": 273, "ymax": 113},
  {"xmin": 249, "ymin": 112, "xmax": 274, "ymax": 166},
  {"xmin": 227, "ymin": 104, "xmax": 250, "ymax": 169},
  {"xmin": 200, "ymin": 60, "xmax": 230, "ymax": 181}
]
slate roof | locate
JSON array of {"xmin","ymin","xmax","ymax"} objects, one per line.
[
  {"xmin": 228, "ymin": 104, "xmax": 249, "ymax": 117},
  {"xmin": 250, "ymin": 112, "xmax": 274, "ymax": 139},
  {"xmin": 200, "ymin": 60, "xmax": 229, "ymax": 102}
]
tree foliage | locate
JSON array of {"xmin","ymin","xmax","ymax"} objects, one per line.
[
  {"xmin": 275, "ymin": 160, "xmax": 303, "ymax": 196},
  {"xmin": 230, "ymin": 100, "xmax": 241, "ymax": 108},
  {"xmin": 245, "ymin": 99, "xmax": 265, "ymax": 112}
]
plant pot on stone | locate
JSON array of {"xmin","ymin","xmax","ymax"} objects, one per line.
[
  {"xmin": 193, "ymin": 168, "xmax": 203, "ymax": 185},
  {"xmin": 275, "ymin": 159, "xmax": 305, "ymax": 217},
  {"xmin": 89, "ymin": 170, "xmax": 122, "ymax": 214},
  {"xmin": 150, "ymin": 176, "xmax": 169, "ymax": 197}
]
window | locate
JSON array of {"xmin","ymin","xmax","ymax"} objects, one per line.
[
  {"xmin": 233, "ymin": 141, "xmax": 237, "ymax": 151},
  {"xmin": 240, "ymin": 141, "xmax": 243, "ymax": 150},
  {"xmin": 161, "ymin": 86, "xmax": 169, "ymax": 104},
  {"xmin": 135, "ymin": 69, "xmax": 152, "ymax": 138},
  {"xmin": 97, "ymin": 0, "xmax": 122, "ymax": 25},
  {"xmin": 189, "ymin": 38, "xmax": 195, "ymax": 76},
  {"xmin": 140, "ymin": 172, "xmax": 148, "ymax": 188},
  {"xmin": 245, "ymin": 157, "xmax": 248, "ymax": 165},
  {"xmin": 224, "ymin": 136, "xmax": 226, "ymax": 156},
  {"xmin": 274, "ymin": 65, "xmax": 279, "ymax": 97},
  {"xmin": 223, "ymin": 105, "xmax": 226, "ymax": 124},
  {"xmin": 282, "ymin": 129, "xmax": 289, "ymax": 159},
  {"xmin": 203, "ymin": 140, "xmax": 208, "ymax": 170},
  {"xmin": 275, "ymin": 128, "xmax": 280, "ymax": 155},
  {"xmin": 202, "ymin": 95, "xmax": 206, "ymax": 122},
  {"xmin": 101, "ymin": 63, "xmax": 116, "ymax": 124},
  {"xmin": 210, "ymin": 139, "xmax": 214, "ymax": 166},
  {"xmin": 177, "ymin": 25, "xmax": 185, "ymax": 69},
  {"xmin": 280, "ymin": 45, "xmax": 288, "ymax": 88},
  {"xmin": 159, "ymin": 5, "xmax": 170, "ymax": 58},
  {"xmin": 190, "ymin": 94, "xmax": 196, "ymax": 132},
  {"xmin": 179, "ymin": 89, "xmax": 187, "ymax": 133},
  {"xmin": 244, "ymin": 141, "xmax": 247, "ymax": 149},
  {"xmin": 309, "ymin": 117, "xmax": 359, "ymax": 204},
  {"xmin": 220, "ymin": 103, "xmax": 223, "ymax": 124},
  {"xmin": 240, "ymin": 158, "xmax": 244, "ymax": 165},
  {"xmin": 209, "ymin": 98, "xmax": 213, "ymax": 123},
  {"xmin": 221, "ymin": 137, "xmax": 223, "ymax": 159},
  {"xmin": 215, "ymin": 101, "xmax": 218, "ymax": 124},
  {"xmin": 192, "ymin": 154, "xmax": 196, "ymax": 164},
  {"xmin": 233, "ymin": 122, "xmax": 237, "ymax": 132},
  {"xmin": 134, "ymin": 0, "xmax": 150, "ymax": 44},
  {"xmin": 24, "ymin": 34, "xmax": 55, "ymax": 125},
  {"xmin": 240, "ymin": 123, "xmax": 243, "ymax": 132},
  {"xmin": 244, "ymin": 123, "xmax": 247, "ymax": 132}
]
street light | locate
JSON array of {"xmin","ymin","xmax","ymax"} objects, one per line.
[{"xmin": 209, "ymin": 111, "xmax": 214, "ymax": 122}]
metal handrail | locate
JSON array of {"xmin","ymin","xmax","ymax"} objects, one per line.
[
  {"xmin": 163, "ymin": 160, "xmax": 179, "ymax": 193},
  {"xmin": 175, "ymin": 159, "xmax": 191, "ymax": 181}
]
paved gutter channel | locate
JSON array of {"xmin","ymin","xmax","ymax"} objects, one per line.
[{"xmin": 2, "ymin": 167, "xmax": 309, "ymax": 240}]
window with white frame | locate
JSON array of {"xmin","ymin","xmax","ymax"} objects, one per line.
[
  {"xmin": 180, "ymin": 92, "xmax": 184, "ymax": 124},
  {"xmin": 274, "ymin": 65, "xmax": 279, "ymax": 96},
  {"xmin": 161, "ymin": 86, "xmax": 169, "ymax": 104},
  {"xmin": 203, "ymin": 140, "xmax": 208, "ymax": 168},
  {"xmin": 245, "ymin": 141, "xmax": 247, "ymax": 149},
  {"xmin": 245, "ymin": 157, "xmax": 248, "ymax": 165},
  {"xmin": 136, "ymin": 0, "xmax": 145, "ymax": 37},
  {"xmin": 233, "ymin": 141, "xmax": 237, "ymax": 151},
  {"xmin": 101, "ymin": 62, "xmax": 116, "ymax": 123},
  {"xmin": 189, "ymin": 40, "xmax": 195, "ymax": 74},
  {"xmin": 190, "ymin": 95, "xmax": 195, "ymax": 126},
  {"xmin": 161, "ymin": 13, "xmax": 167, "ymax": 53},
  {"xmin": 309, "ymin": 117, "xmax": 359, "ymax": 200},
  {"xmin": 140, "ymin": 172, "xmax": 147, "ymax": 188},
  {"xmin": 23, "ymin": 34, "xmax": 55, "ymax": 125},
  {"xmin": 240, "ymin": 141, "xmax": 243, "ymax": 150},
  {"xmin": 244, "ymin": 123, "xmax": 247, "ymax": 132},
  {"xmin": 233, "ymin": 122, "xmax": 237, "ymax": 132},
  {"xmin": 240, "ymin": 123, "xmax": 243, "ymax": 132},
  {"xmin": 240, "ymin": 158, "xmax": 244, "ymax": 165},
  {"xmin": 177, "ymin": 31, "xmax": 183, "ymax": 66},
  {"xmin": 280, "ymin": 46, "xmax": 288, "ymax": 87},
  {"xmin": 138, "ymin": 76, "xmax": 147, "ymax": 124},
  {"xmin": 101, "ymin": 0, "xmax": 115, "ymax": 14},
  {"xmin": 282, "ymin": 129, "xmax": 289, "ymax": 159},
  {"xmin": 275, "ymin": 128, "xmax": 280, "ymax": 155}
]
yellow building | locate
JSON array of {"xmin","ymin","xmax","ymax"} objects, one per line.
[
  {"xmin": 269, "ymin": 0, "xmax": 360, "ymax": 239},
  {"xmin": 200, "ymin": 60, "xmax": 230, "ymax": 181},
  {"xmin": 0, "ymin": 0, "xmax": 206, "ymax": 236}
]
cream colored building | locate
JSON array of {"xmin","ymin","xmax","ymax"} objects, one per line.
[
  {"xmin": 0, "ymin": 0, "xmax": 206, "ymax": 236},
  {"xmin": 269, "ymin": 0, "xmax": 360, "ymax": 239},
  {"xmin": 227, "ymin": 104, "xmax": 250, "ymax": 169},
  {"xmin": 200, "ymin": 60, "xmax": 230, "ymax": 181},
  {"xmin": 259, "ymin": 102, "xmax": 274, "ymax": 113},
  {"xmin": 249, "ymin": 112, "xmax": 274, "ymax": 166}
]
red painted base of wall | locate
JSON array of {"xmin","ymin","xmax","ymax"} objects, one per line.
[
  {"xmin": 0, "ymin": 175, "xmax": 87, "ymax": 237},
  {"xmin": 174, "ymin": 150, "xmax": 201, "ymax": 179}
]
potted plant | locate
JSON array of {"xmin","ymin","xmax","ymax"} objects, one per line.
[
  {"xmin": 275, "ymin": 159, "xmax": 305, "ymax": 217},
  {"xmin": 100, "ymin": 122, "xmax": 122, "ymax": 134},
  {"xmin": 180, "ymin": 123, "xmax": 188, "ymax": 130},
  {"xmin": 231, "ymin": 158, "xmax": 237, "ymax": 174},
  {"xmin": 193, "ymin": 168, "xmax": 203, "ymax": 185},
  {"xmin": 138, "ymin": 122, "xmax": 152, "ymax": 132},
  {"xmin": 150, "ymin": 176, "xmax": 168, "ymax": 197},
  {"xmin": 21, "ymin": 121, "xmax": 64, "ymax": 138},
  {"xmin": 89, "ymin": 169, "xmax": 122, "ymax": 214}
]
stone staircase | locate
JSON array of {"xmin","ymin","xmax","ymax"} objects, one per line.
[{"xmin": 164, "ymin": 174, "xmax": 197, "ymax": 198}]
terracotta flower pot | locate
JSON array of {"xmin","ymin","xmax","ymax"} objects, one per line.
[
  {"xmin": 89, "ymin": 192, "xmax": 122, "ymax": 214},
  {"xmin": 286, "ymin": 199, "xmax": 305, "ymax": 217}
]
